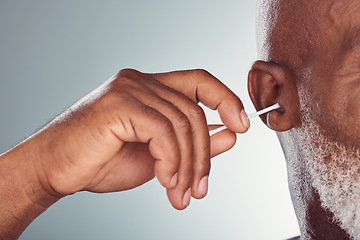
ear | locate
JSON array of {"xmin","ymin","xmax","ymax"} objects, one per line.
[{"xmin": 248, "ymin": 61, "xmax": 300, "ymax": 131}]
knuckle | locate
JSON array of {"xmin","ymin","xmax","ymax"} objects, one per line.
[
  {"xmin": 175, "ymin": 113, "xmax": 192, "ymax": 134},
  {"xmin": 157, "ymin": 118, "xmax": 175, "ymax": 136},
  {"xmin": 110, "ymin": 73, "xmax": 149, "ymax": 95},
  {"xmin": 112, "ymin": 69, "xmax": 138, "ymax": 85},
  {"xmin": 193, "ymin": 69, "xmax": 211, "ymax": 78},
  {"xmin": 112, "ymin": 71, "xmax": 138, "ymax": 87},
  {"xmin": 224, "ymin": 95, "xmax": 242, "ymax": 108},
  {"xmin": 228, "ymin": 93, "xmax": 241, "ymax": 103},
  {"xmin": 117, "ymin": 68, "xmax": 140, "ymax": 77},
  {"xmin": 186, "ymin": 104, "xmax": 206, "ymax": 122},
  {"xmin": 109, "ymin": 76, "xmax": 131, "ymax": 90}
]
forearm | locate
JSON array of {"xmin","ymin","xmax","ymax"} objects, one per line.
[{"xmin": 0, "ymin": 139, "xmax": 61, "ymax": 239}]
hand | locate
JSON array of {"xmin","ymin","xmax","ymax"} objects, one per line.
[{"xmin": 27, "ymin": 69, "xmax": 250, "ymax": 210}]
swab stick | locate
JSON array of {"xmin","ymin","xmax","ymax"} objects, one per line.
[{"xmin": 209, "ymin": 103, "xmax": 281, "ymax": 136}]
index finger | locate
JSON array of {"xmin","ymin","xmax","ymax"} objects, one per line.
[{"xmin": 148, "ymin": 69, "xmax": 250, "ymax": 133}]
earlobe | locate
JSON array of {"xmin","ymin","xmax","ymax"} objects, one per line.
[{"xmin": 248, "ymin": 61, "xmax": 300, "ymax": 132}]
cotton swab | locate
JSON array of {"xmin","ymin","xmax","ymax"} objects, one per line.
[
  {"xmin": 248, "ymin": 103, "xmax": 281, "ymax": 119},
  {"xmin": 209, "ymin": 103, "xmax": 281, "ymax": 136}
]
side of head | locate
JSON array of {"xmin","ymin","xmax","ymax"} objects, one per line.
[
  {"xmin": 253, "ymin": 0, "xmax": 360, "ymax": 144},
  {"xmin": 251, "ymin": 0, "xmax": 360, "ymax": 238}
]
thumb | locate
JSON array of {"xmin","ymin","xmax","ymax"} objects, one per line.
[{"xmin": 208, "ymin": 125, "xmax": 237, "ymax": 157}]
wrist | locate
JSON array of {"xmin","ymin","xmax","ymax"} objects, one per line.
[
  {"xmin": 0, "ymin": 139, "xmax": 63, "ymax": 238},
  {"xmin": 20, "ymin": 138, "xmax": 65, "ymax": 207},
  {"xmin": 0, "ymin": 138, "xmax": 63, "ymax": 213}
]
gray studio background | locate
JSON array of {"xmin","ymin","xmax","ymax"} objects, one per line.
[{"xmin": 0, "ymin": 1, "xmax": 300, "ymax": 239}]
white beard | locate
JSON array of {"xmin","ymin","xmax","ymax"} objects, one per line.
[{"xmin": 294, "ymin": 87, "xmax": 360, "ymax": 239}]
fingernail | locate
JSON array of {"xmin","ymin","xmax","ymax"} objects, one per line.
[
  {"xmin": 240, "ymin": 110, "xmax": 250, "ymax": 129},
  {"xmin": 198, "ymin": 176, "xmax": 208, "ymax": 197},
  {"xmin": 170, "ymin": 173, "xmax": 178, "ymax": 188},
  {"xmin": 183, "ymin": 188, "xmax": 192, "ymax": 207}
]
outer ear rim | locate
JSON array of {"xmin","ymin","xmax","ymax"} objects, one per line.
[{"xmin": 248, "ymin": 61, "xmax": 300, "ymax": 132}]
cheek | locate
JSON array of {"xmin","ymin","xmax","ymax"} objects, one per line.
[{"xmin": 317, "ymin": 77, "xmax": 360, "ymax": 147}]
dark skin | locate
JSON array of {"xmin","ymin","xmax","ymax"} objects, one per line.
[
  {"xmin": 0, "ymin": 69, "xmax": 249, "ymax": 239},
  {"xmin": 6, "ymin": 1, "xmax": 358, "ymax": 238},
  {"xmin": 250, "ymin": 0, "xmax": 360, "ymax": 239}
]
